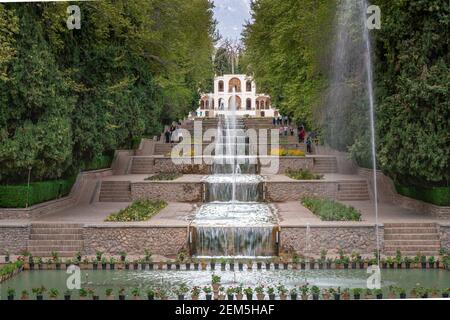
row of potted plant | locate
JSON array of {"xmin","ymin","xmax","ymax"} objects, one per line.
[
  {"xmin": 5, "ymin": 284, "xmax": 449, "ymax": 300},
  {"xmin": 6, "ymin": 249, "xmax": 449, "ymax": 272},
  {"xmin": 0, "ymin": 261, "xmax": 24, "ymax": 283}
]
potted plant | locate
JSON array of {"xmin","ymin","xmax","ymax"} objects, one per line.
[
  {"xmin": 7, "ymin": 287, "xmax": 15, "ymax": 300},
  {"xmin": 319, "ymin": 250, "xmax": 327, "ymax": 269},
  {"xmin": 146, "ymin": 288, "xmax": 155, "ymax": 300},
  {"xmin": 238, "ymin": 260, "xmax": 244, "ymax": 271},
  {"xmin": 244, "ymin": 287, "xmax": 253, "ymax": 300},
  {"xmin": 144, "ymin": 249, "xmax": 152, "ymax": 262},
  {"xmin": 420, "ymin": 254, "xmax": 427, "ymax": 269},
  {"xmin": 118, "ymin": 288, "xmax": 126, "ymax": 300},
  {"xmin": 124, "ymin": 260, "xmax": 130, "ymax": 270},
  {"xmin": 20, "ymin": 290, "xmax": 29, "ymax": 300},
  {"xmin": 403, "ymin": 256, "xmax": 412, "ymax": 269},
  {"xmin": 386, "ymin": 256, "xmax": 395, "ymax": 269},
  {"xmin": 109, "ymin": 257, "xmax": 116, "ymax": 270},
  {"xmin": 352, "ymin": 288, "xmax": 363, "ymax": 300},
  {"xmin": 265, "ymin": 260, "xmax": 271, "ymax": 270},
  {"xmin": 226, "ymin": 287, "xmax": 235, "ymax": 300},
  {"xmin": 200, "ymin": 260, "xmax": 208, "ymax": 271},
  {"xmin": 75, "ymin": 251, "xmax": 82, "ymax": 262},
  {"xmin": 255, "ymin": 285, "xmax": 265, "ymax": 300},
  {"xmin": 341, "ymin": 288, "xmax": 350, "ymax": 300},
  {"xmin": 203, "ymin": 286, "xmax": 212, "ymax": 300},
  {"xmin": 36, "ymin": 257, "xmax": 44, "ymax": 270},
  {"xmin": 441, "ymin": 288, "xmax": 449, "ymax": 298},
  {"xmin": 395, "ymin": 250, "xmax": 402, "ymax": 268},
  {"xmin": 218, "ymin": 286, "xmax": 226, "ymax": 300},
  {"xmin": 321, "ymin": 288, "xmax": 330, "ymax": 300},
  {"xmin": 256, "ymin": 260, "xmax": 263, "ymax": 270},
  {"xmin": 119, "ymin": 251, "xmax": 127, "ymax": 262},
  {"xmin": 174, "ymin": 283, "xmax": 189, "ymax": 300},
  {"xmin": 101, "ymin": 257, "xmax": 107, "ymax": 270},
  {"xmin": 156, "ymin": 287, "xmax": 168, "ymax": 300},
  {"xmin": 211, "ymin": 274, "xmax": 221, "ymax": 291},
  {"xmin": 429, "ymin": 287, "xmax": 439, "ymax": 298},
  {"xmin": 4, "ymin": 251, "xmax": 10, "ymax": 263},
  {"xmin": 387, "ymin": 286, "xmax": 397, "ymax": 299},
  {"xmin": 235, "ymin": 284, "xmax": 243, "ymax": 300},
  {"xmin": 289, "ymin": 287, "xmax": 298, "ymax": 300},
  {"xmin": 331, "ymin": 288, "xmax": 340, "ymax": 300},
  {"xmin": 266, "ymin": 286, "xmax": 275, "ymax": 300},
  {"xmin": 309, "ymin": 286, "xmax": 319, "ymax": 300},
  {"xmin": 374, "ymin": 288, "xmax": 383, "ymax": 299},
  {"xmin": 191, "ymin": 286, "xmax": 201, "ymax": 300},
  {"xmin": 397, "ymin": 287, "xmax": 407, "ymax": 299},
  {"xmin": 220, "ymin": 258, "xmax": 227, "ymax": 271},
  {"xmin": 326, "ymin": 258, "xmax": 333, "ymax": 269},
  {"xmin": 364, "ymin": 288, "xmax": 373, "ymax": 299},
  {"xmin": 79, "ymin": 288, "xmax": 88, "ymax": 300},
  {"xmin": 32, "ymin": 286, "xmax": 46, "ymax": 300},
  {"xmin": 309, "ymin": 258, "xmax": 315, "ymax": 270},
  {"xmin": 48, "ymin": 288, "xmax": 59, "ymax": 300},
  {"xmin": 60, "ymin": 290, "xmax": 70, "ymax": 300},
  {"xmin": 229, "ymin": 260, "xmax": 235, "ymax": 271},
  {"xmin": 210, "ymin": 258, "xmax": 216, "ymax": 270},
  {"xmin": 277, "ymin": 284, "xmax": 288, "ymax": 300},
  {"xmin": 246, "ymin": 260, "xmax": 253, "ymax": 270},
  {"xmin": 299, "ymin": 284, "xmax": 309, "ymax": 300},
  {"xmin": 106, "ymin": 288, "xmax": 114, "ymax": 300},
  {"xmin": 428, "ymin": 256, "xmax": 436, "ymax": 269},
  {"xmin": 131, "ymin": 287, "xmax": 141, "ymax": 300}
]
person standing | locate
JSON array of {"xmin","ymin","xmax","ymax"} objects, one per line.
[
  {"xmin": 306, "ymin": 134, "xmax": 313, "ymax": 153},
  {"xmin": 272, "ymin": 117, "xmax": 276, "ymax": 126},
  {"xmin": 164, "ymin": 127, "xmax": 171, "ymax": 143},
  {"xmin": 298, "ymin": 126, "xmax": 306, "ymax": 143}
]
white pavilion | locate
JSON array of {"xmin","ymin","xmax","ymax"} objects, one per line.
[{"xmin": 195, "ymin": 74, "xmax": 279, "ymax": 118}]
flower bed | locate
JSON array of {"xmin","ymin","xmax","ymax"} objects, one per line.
[
  {"xmin": 301, "ymin": 197, "xmax": 361, "ymax": 221},
  {"xmin": 105, "ymin": 199, "xmax": 167, "ymax": 222},
  {"xmin": 271, "ymin": 149, "xmax": 305, "ymax": 156},
  {"xmin": 286, "ymin": 169, "xmax": 323, "ymax": 180}
]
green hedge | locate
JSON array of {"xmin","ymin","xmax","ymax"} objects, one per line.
[
  {"xmin": 0, "ymin": 178, "xmax": 76, "ymax": 208},
  {"xmin": 301, "ymin": 197, "xmax": 362, "ymax": 221},
  {"xmin": 82, "ymin": 155, "xmax": 113, "ymax": 171},
  {"xmin": 395, "ymin": 185, "xmax": 450, "ymax": 206}
]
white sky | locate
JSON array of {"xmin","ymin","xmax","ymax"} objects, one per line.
[{"xmin": 213, "ymin": 0, "xmax": 252, "ymax": 42}]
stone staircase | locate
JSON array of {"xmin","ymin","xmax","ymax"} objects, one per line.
[
  {"xmin": 337, "ymin": 180, "xmax": 370, "ymax": 201},
  {"xmin": 98, "ymin": 181, "xmax": 131, "ymax": 202},
  {"xmin": 313, "ymin": 157, "xmax": 337, "ymax": 173},
  {"xmin": 28, "ymin": 223, "xmax": 84, "ymax": 257},
  {"xmin": 384, "ymin": 223, "xmax": 441, "ymax": 256},
  {"xmin": 130, "ymin": 157, "xmax": 154, "ymax": 174},
  {"xmin": 154, "ymin": 143, "xmax": 173, "ymax": 155}
]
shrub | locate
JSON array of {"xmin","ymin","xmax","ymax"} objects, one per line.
[
  {"xmin": 270, "ymin": 148, "xmax": 305, "ymax": 156},
  {"xmin": 286, "ymin": 169, "xmax": 323, "ymax": 180},
  {"xmin": 105, "ymin": 199, "xmax": 167, "ymax": 222},
  {"xmin": 82, "ymin": 155, "xmax": 113, "ymax": 171},
  {"xmin": 145, "ymin": 173, "xmax": 182, "ymax": 181},
  {"xmin": 395, "ymin": 185, "xmax": 450, "ymax": 206},
  {"xmin": 301, "ymin": 197, "xmax": 361, "ymax": 221},
  {"xmin": 0, "ymin": 178, "xmax": 76, "ymax": 208}
]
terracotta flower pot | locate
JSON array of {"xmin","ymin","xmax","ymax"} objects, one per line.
[{"xmin": 257, "ymin": 294, "xmax": 265, "ymax": 300}]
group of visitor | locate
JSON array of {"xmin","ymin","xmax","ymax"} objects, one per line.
[
  {"xmin": 273, "ymin": 115, "xmax": 290, "ymax": 126},
  {"xmin": 164, "ymin": 121, "xmax": 183, "ymax": 143}
]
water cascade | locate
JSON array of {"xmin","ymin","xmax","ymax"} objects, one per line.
[{"xmin": 192, "ymin": 89, "xmax": 277, "ymax": 258}]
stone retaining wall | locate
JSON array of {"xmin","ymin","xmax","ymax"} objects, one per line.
[
  {"xmin": 131, "ymin": 182, "xmax": 203, "ymax": 202},
  {"xmin": 0, "ymin": 224, "xmax": 30, "ymax": 254},
  {"xmin": 440, "ymin": 224, "xmax": 450, "ymax": 250},
  {"xmin": 281, "ymin": 224, "xmax": 384, "ymax": 255},
  {"xmin": 265, "ymin": 181, "xmax": 337, "ymax": 202},
  {"xmin": 82, "ymin": 225, "xmax": 188, "ymax": 256},
  {"xmin": 359, "ymin": 168, "xmax": 450, "ymax": 219},
  {"xmin": 0, "ymin": 169, "xmax": 112, "ymax": 220}
]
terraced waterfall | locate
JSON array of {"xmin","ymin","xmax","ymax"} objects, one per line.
[{"xmin": 191, "ymin": 92, "xmax": 278, "ymax": 258}]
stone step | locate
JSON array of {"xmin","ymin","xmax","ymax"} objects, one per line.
[
  {"xmin": 31, "ymin": 223, "xmax": 84, "ymax": 228},
  {"xmin": 28, "ymin": 245, "xmax": 83, "ymax": 252},
  {"xmin": 384, "ymin": 223, "xmax": 437, "ymax": 228},
  {"xmin": 29, "ymin": 251, "xmax": 79, "ymax": 258},
  {"xmin": 384, "ymin": 245, "xmax": 441, "ymax": 251},
  {"xmin": 28, "ymin": 240, "xmax": 84, "ymax": 246},
  {"xmin": 31, "ymin": 228, "xmax": 83, "ymax": 235},
  {"xmin": 384, "ymin": 240, "xmax": 440, "ymax": 246},
  {"xmin": 384, "ymin": 251, "xmax": 439, "ymax": 256},
  {"xmin": 384, "ymin": 233, "xmax": 439, "ymax": 240},
  {"xmin": 384, "ymin": 227, "xmax": 438, "ymax": 234},
  {"xmin": 338, "ymin": 196, "xmax": 370, "ymax": 201},
  {"xmin": 30, "ymin": 234, "xmax": 83, "ymax": 240}
]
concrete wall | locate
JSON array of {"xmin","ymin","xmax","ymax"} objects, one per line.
[
  {"xmin": 359, "ymin": 167, "xmax": 450, "ymax": 219},
  {"xmin": 0, "ymin": 224, "xmax": 30, "ymax": 254},
  {"xmin": 281, "ymin": 224, "xmax": 384, "ymax": 255},
  {"xmin": 0, "ymin": 169, "xmax": 112, "ymax": 220},
  {"xmin": 82, "ymin": 225, "xmax": 188, "ymax": 256},
  {"xmin": 265, "ymin": 181, "xmax": 338, "ymax": 202},
  {"xmin": 131, "ymin": 182, "xmax": 203, "ymax": 202},
  {"xmin": 439, "ymin": 224, "xmax": 450, "ymax": 249}
]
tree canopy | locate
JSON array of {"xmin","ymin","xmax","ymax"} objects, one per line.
[{"xmin": 0, "ymin": 0, "xmax": 216, "ymax": 183}]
